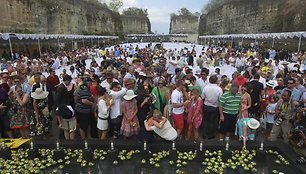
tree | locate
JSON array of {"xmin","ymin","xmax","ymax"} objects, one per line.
[
  {"xmin": 178, "ymin": 8, "xmax": 192, "ymax": 16},
  {"xmin": 108, "ymin": 0, "xmax": 123, "ymax": 12}
]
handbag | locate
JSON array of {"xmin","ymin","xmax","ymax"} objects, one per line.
[{"xmin": 260, "ymin": 113, "xmax": 267, "ymax": 129}]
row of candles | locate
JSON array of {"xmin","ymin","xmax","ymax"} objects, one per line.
[{"xmin": 24, "ymin": 140, "xmax": 264, "ymax": 152}]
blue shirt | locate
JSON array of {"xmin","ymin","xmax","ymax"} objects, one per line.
[
  {"xmin": 236, "ymin": 118, "xmax": 256, "ymax": 140},
  {"xmin": 281, "ymin": 87, "xmax": 302, "ymax": 101}
]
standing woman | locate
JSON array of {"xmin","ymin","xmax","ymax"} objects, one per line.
[
  {"xmin": 240, "ymin": 84, "xmax": 252, "ymax": 118},
  {"xmin": 9, "ymin": 85, "xmax": 31, "ymax": 138},
  {"xmin": 31, "ymin": 88, "xmax": 51, "ymax": 137},
  {"xmin": 121, "ymin": 90, "xmax": 139, "ymax": 139},
  {"xmin": 96, "ymin": 86, "xmax": 112, "ymax": 140},
  {"xmin": 151, "ymin": 78, "xmax": 168, "ymax": 113},
  {"xmin": 186, "ymin": 89, "xmax": 203, "ymax": 141}
]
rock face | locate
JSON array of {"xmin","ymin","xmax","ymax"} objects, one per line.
[
  {"xmin": 170, "ymin": 15, "xmax": 199, "ymax": 42},
  {"xmin": 121, "ymin": 15, "xmax": 151, "ymax": 35},
  {"xmin": 0, "ymin": 0, "xmax": 151, "ymax": 36},
  {"xmin": 199, "ymin": 0, "xmax": 306, "ymax": 35}
]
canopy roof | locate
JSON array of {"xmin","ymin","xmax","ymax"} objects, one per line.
[
  {"xmin": 127, "ymin": 34, "xmax": 188, "ymax": 37},
  {"xmin": 199, "ymin": 31, "xmax": 306, "ymax": 39},
  {"xmin": 0, "ymin": 33, "xmax": 118, "ymax": 41}
]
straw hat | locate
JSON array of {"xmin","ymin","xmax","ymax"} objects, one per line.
[
  {"xmin": 31, "ymin": 88, "xmax": 49, "ymax": 100},
  {"xmin": 10, "ymin": 71, "xmax": 18, "ymax": 77},
  {"xmin": 247, "ymin": 118, "xmax": 260, "ymax": 130},
  {"xmin": 123, "ymin": 90, "xmax": 137, "ymax": 101}
]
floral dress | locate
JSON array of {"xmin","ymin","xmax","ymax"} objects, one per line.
[
  {"xmin": 30, "ymin": 98, "xmax": 52, "ymax": 137},
  {"xmin": 187, "ymin": 97, "xmax": 203, "ymax": 129},
  {"xmin": 120, "ymin": 99, "xmax": 140, "ymax": 137},
  {"xmin": 9, "ymin": 95, "xmax": 31, "ymax": 129}
]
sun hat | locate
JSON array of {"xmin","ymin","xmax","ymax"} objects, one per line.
[
  {"xmin": 266, "ymin": 80, "xmax": 274, "ymax": 88},
  {"xmin": 10, "ymin": 71, "xmax": 18, "ymax": 77},
  {"xmin": 0, "ymin": 69, "xmax": 9, "ymax": 74},
  {"xmin": 247, "ymin": 118, "xmax": 260, "ymax": 130},
  {"xmin": 31, "ymin": 88, "xmax": 49, "ymax": 100},
  {"xmin": 123, "ymin": 90, "xmax": 137, "ymax": 101}
]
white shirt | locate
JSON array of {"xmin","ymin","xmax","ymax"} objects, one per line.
[
  {"xmin": 101, "ymin": 79, "xmax": 119, "ymax": 94},
  {"xmin": 98, "ymin": 99, "xmax": 109, "ymax": 119},
  {"xmin": 171, "ymin": 89, "xmax": 184, "ymax": 114},
  {"xmin": 202, "ymin": 84, "xmax": 223, "ymax": 107},
  {"xmin": 197, "ymin": 77, "xmax": 210, "ymax": 92},
  {"xmin": 166, "ymin": 60, "xmax": 177, "ymax": 75},
  {"xmin": 151, "ymin": 119, "xmax": 177, "ymax": 141},
  {"xmin": 109, "ymin": 88, "xmax": 127, "ymax": 119}
]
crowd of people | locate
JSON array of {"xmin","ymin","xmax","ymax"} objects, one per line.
[{"xmin": 0, "ymin": 42, "xmax": 305, "ymax": 164}]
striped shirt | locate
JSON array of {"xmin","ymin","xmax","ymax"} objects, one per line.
[{"xmin": 219, "ymin": 91, "xmax": 241, "ymax": 115}]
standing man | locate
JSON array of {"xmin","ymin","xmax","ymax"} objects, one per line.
[
  {"xmin": 269, "ymin": 90, "xmax": 299, "ymax": 143},
  {"xmin": 171, "ymin": 80, "xmax": 190, "ymax": 139},
  {"xmin": 219, "ymin": 83, "xmax": 242, "ymax": 141},
  {"xmin": 75, "ymin": 76, "xmax": 93, "ymax": 140},
  {"xmin": 248, "ymin": 74, "xmax": 264, "ymax": 118},
  {"xmin": 202, "ymin": 75, "xmax": 223, "ymax": 139},
  {"xmin": 281, "ymin": 78, "xmax": 302, "ymax": 101}
]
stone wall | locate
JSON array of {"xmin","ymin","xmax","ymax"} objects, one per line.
[
  {"xmin": 169, "ymin": 15, "xmax": 199, "ymax": 42},
  {"xmin": 0, "ymin": 0, "xmax": 127, "ymax": 36},
  {"xmin": 170, "ymin": 15, "xmax": 199, "ymax": 34},
  {"xmin": 199, "ymin": 0, "xmax": 306, "ymax": 35},
  {"xmin": 121, "ymin": 15, "xmax": 151, "ymax": 34}
]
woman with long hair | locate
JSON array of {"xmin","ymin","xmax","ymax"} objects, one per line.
[
  {"xmin": 186, "ymin": 89, "xmax": 203, "ymax": 141},
  {"xmin": 240, "ymin": 84, "xmax": 252, "ymax": 118},
  {"xmin": 96, "ymin": 86, "xmax": 112, "ymax": 140},
  {"xmin": 9, "ymin": 85, "xmax": 31, "ymax": 138}
]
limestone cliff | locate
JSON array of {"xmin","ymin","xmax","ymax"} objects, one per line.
[
  {"xmin": 0, "ymin": 0, "xmax": 151, "ymax": 36},
  {"xmin": 170, "ymin": 15, "xmax": 199, "ymax": 34},
  {"xmin": 121, "ymin": 15, "xmax": 151, "ymax": 35},
  {"xmin": 199, "ymin": 0, "xmax": 306, "ymax": 35}
]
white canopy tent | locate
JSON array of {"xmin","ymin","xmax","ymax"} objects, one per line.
[
  {"xmin": 0, "ymin": 33, "xmax": 119, "ymax": 58},
  {"xmin": 199, "ymin": 31, "xmax": 306, "ymax": 51}
]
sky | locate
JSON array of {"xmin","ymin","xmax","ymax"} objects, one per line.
[{"xmin": 101, "ymin": 0, "xmax": 210, "ymax": 34}]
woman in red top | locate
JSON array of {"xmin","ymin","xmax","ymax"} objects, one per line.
[{"xmin": 186, "ymin": 89, "xmax": 203, "ymax": 141}]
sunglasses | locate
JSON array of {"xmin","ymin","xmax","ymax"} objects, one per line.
[
  {"xmin": 288, "ymin": 82, "xmax": 294, "ymax": 84},
  {"xmin": 14, "ymin": 81, "xmax": 20, "ymax": 83},
  {"xmin": 201, "ymin": 74, "xmax": 206, "ymax": 76},
  {"xmin": 2, "ymin": 76, "xmax": 8, "ymax": 78}
]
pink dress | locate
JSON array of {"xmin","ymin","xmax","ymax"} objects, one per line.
[
  {"xmin": 241, "ymin": 94, "xmax": 248, "ymax": 118},
  {"xmin": 120, "ymin": 99, "xmax": 140, "ymax": 137},
  {"xmin": 187, "ymin": 97, "xmax": 203, "ymax": 129}
]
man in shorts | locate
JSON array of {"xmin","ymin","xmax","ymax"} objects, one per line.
[
  {"xmin": 219, "ymin": 83, "xmax": 242, "ymax": 141},
  {"xmin": 171, "ymin": 80, "xmax": 190, "ymax": 139},
  {"xmin": 75, "ymin": 76, "xmax": 94, "ymax": 140}
]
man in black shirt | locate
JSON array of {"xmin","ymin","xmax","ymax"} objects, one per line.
[{"xmin": 247, "ymin": 74, "xmax": 264, "ymax": 119}]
